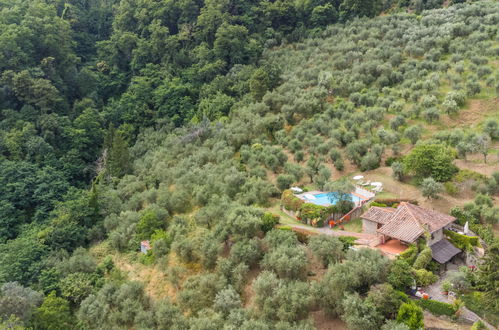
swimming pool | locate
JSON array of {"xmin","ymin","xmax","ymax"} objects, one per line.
[{"xmin": 303, "ymin": 192, "xmax": 362, "ymax": 206}]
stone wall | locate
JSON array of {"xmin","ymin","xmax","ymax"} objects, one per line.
[
  {"xmin": 363, "ymin": 219, "xmax": 378, "ymax": 235},
  {"xmin": 428, "ymin": 228, "xmax": 443, "ymax": 246}
]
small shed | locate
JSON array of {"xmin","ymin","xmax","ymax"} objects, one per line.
[{"xmin": 140, "ymin": 240, "xmax": 151, "ymax": 254}]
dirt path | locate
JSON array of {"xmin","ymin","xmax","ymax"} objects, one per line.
[
  {"xmin": 283, "ymin": 223, "xmax": 377, "ymax": 245},
  {"xmin": 424, "ymin": 311, "xmax": 472, "ymax": 330}
]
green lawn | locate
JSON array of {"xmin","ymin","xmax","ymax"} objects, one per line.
[
  {"xmin": 332, "ymin": 217, "xmax": 362, "ymax": 233},
  {"xmin": 375, "ymin": 191, "xmax": 397, "ymax": 199},
  {"xmin": 268, "ymin": 204, "xmax": 303, "ymax": 226}
]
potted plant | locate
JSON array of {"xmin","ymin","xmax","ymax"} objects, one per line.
[{"xmin": 442, "ymin": 280, "xmax": 452, "ymax": 295}]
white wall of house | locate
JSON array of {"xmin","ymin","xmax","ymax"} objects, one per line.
[
  {"xmin": 428, "ymin": 228, "xmax": 443, "ymax": 246},
  {"xmin": 362, "ymin": 219, "xmax": 378, "ymax": 235}
]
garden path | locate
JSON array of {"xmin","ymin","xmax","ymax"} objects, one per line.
[
  {"xmin": 426, "ymin": 264, "xmax": 496, "ymax": 329},
  {"xmin": 284, "ymin": 224, "xmax": 377, "ymax": 245}
]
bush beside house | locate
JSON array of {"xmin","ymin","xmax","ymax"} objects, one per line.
[{"xmin": 444, "ymin": 230, "xmax": 479, "ymax": 251}]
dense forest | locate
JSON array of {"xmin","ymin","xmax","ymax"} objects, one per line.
[{"xmin": 0, "ymin": 0, "xmax": 498, "ymax": 329}]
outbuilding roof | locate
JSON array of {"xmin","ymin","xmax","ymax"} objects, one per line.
[
  {"xmin": 431, "ymin": 239, "xmax": 461, "ymax": 263},
  {"xmin": 361, "ymin": 206, "xmax": 395, "ymax": 225}
]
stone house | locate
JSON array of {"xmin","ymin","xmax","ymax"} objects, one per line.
[{"xmin": 361, "ymin": 202, "xmax": 461, "ymax": 263}]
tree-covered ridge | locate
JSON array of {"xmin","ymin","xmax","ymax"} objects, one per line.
[
  {"xmin": 0, "ymin": 0, "xmax": 498, "ymax": 329},
  {"xmin": 0, "ymin": 0, "xmax": 402, "ymax": 246}
]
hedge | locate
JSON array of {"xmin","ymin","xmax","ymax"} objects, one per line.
[
  {"xmin": 416, "ymin": 299, "xmax": 457, "ymax": 317},
  {"xmin": 281, "ymin": 189, "xmax": 304, "ymax": 212},
  {"xmin": 375, "ymin": 198, "xmax": 419, "ymax": 207},
  {"xmin": 370, "ymin": 201, "xmax": 388, "ymax": 207},
  {"xmin": 444, "ymin": 230, "xmax": 479, "ymax": 251}
]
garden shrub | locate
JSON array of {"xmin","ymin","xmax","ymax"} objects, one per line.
[
  {"xmin": 444, "ymin": 182, "xmax": 458, "ymax": 196},
  {"xmin": 370, "ymin": 202, "xmax": 388, "ymax": 207},
  {"xmin": 385, "ymin": 156, "xmax": 403, "ymax": 167},
  {"xmin": 453, "ymin": 169, "xmax": 486, "ymax": 183},
  {"xmin": 261, "ymin": 213, "xmax": 280, "ymax": 233},
  {"xmin": 471, "ymin": 321, "xmax": 487, "ymax": 330},
  {"xmin": 414, "ymin": 269, "xmax": 438, "ymax": 287},
  {"xmin": 299, "ymin": 203, "xmax": 328, "ymax": 227},
  {"xmin": 394, "ymin": 290, "xmax": 410, "ymax": 303},
  {"xmin": 396, "ymin": 303, "xmax": 424, "ymax": 330},
  {"xmin": 413, "ymin": 247, "xmax": 432, "ymax": 270},
  {"xmin": 444, "ymin": 230, "xmax": 479, "ymax": 251},
  {"xmin": 338, "ymin": 236, "xmax": 357, "ymax": 251},
  {"xmin": 416, "ymin": 299, "xmax": 457, "ymax": 317},
  {"xmin": 399, "ymin": 244, "xmax": 418, "ymax": 265},
  {"xmin": 469, "ymin": 223, "xmax": 496, "ymax": 245},
  {"xmin": 281, "ymin": 190, "xmax": 304, "ymax": 212}
]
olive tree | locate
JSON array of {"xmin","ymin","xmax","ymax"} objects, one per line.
[
  {"xmin": 341, "ymin": 293, "xmax": 384, "ymax": 330},
  {"xmin": 471, "ymin": 134, "xmax": 491, "ymax": 163},
  {"xmin": 308, "ymin": 235, "xmax": 344, "ymax": 267},
  {"xmin": 0, "ymin": 282, "xmax": 43, "ymax": 324},
  {"xmin": 391, "ymin": 162, "xmax": 404, "ymax": 181},
  {"xmin": 404, "ymin": 125, "xmax": 422, "ymax": 145},
  {"xmin": 261, "ymin": 244, "xmax": 307, "ymax": 280},
  {"xmin": 420, "ymin": 177, "xmax": 443, "ymax": 199}
]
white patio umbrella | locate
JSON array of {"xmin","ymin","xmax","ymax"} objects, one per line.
[
  {"xmin": 371, "ymin": 182, "xmax": 383, "ymax": 186},
  {"xmin": 464, "ymin": 221, "xmax": 469, "ymax": 235},
  {"xmin": 353, "ymin": 175, "xmax": 364, "ymax": 180}
]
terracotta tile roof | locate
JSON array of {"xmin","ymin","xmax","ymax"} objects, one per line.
[
  {"xmin": 377, "ymin": 206, "xmax": 425, "ymax": 243},
  {"xmin": 431, "ymin": 239, "xmax": 461, "ymax": 264},
  {"xmin": 399, "ymin": 202, "xmax": 456, "ymax": 233},
  {"xmin": 361, "ymin": 206, "xmax": 395, "ymax": 225},
  {"xmin": 371, "ymin": 202, "xmax": 456, "ymax": 243}
]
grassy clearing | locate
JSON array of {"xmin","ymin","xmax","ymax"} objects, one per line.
[
  {"xmin": 332, "ymin": 217, "xmax": 362, "ymax": 233},
  {"xmin": 268, "ymin": 203, "xmax": 304, "ymax": 226}
]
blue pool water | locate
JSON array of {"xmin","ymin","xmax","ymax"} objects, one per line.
[{"xmin": 303, "ymin": 193, "xmax": 362, "ymax": 206}]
